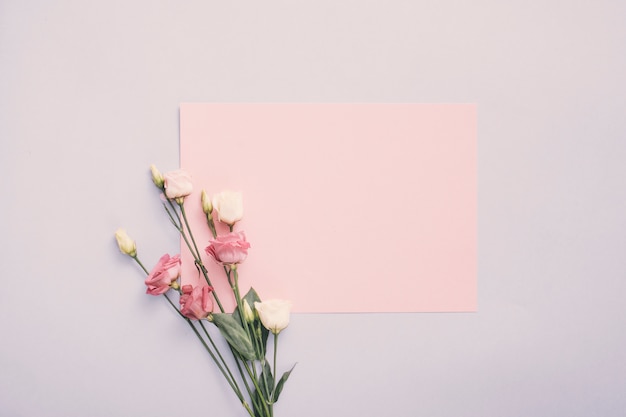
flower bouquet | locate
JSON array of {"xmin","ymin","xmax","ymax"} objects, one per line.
[{"xmin": 115, "ymin": 166, "xmax": 294, "ymax": 417}]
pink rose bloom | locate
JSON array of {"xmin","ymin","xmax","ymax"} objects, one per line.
[
  {"xmin": 145, "ymin": 254, "xmax": 181, "ymax": 295},
  {"xmin": 205, "ymin": 231, "xmax": 251, "ymax": 265},
  {"xmin": 163, "ymin": 169, "xmax": 193, "ymax": 199},
  {"xmin": 179, "ymin": 285, "xmax": 213, "ymax": 320}
]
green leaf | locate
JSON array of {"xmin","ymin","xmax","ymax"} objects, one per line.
[
  {"xmin": 260, "ymin": 324, "xmax": 269, "ymax": 354},
  {"xmin": 211, "ymin": 313, "xmax": 256, "ymax": 360},
  {"xmin": 233, "ymin": 287, "xmax": 263, "ymax": 325},
  {"xmin": 242, "ymin": 287, "xmax": 263, "ymax": 307},
  {"xmin": 251, "ymin": 389, "xmax": 264, "ymax": 417},
  {"xmin": 273, "ymin": 364, "xmax": 296, "ymax": 402},
  {"xmin": 243, "ymin": 288, "xmax": 270, "ymax": 354},
  {"xmin": 232, "ymin": 304, "xmax": 242, "ymax": 325},
  {"xmin": 259, "ymin": 361, "xmax": 274, "ymax": 400},
  {"xmin": 239, "ymin": 288, "xmax": 269, "ymax": 358}
]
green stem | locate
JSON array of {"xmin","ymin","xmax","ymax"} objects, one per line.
[
  {"xmin": 231, "ymin": 268, "xmax": 253, "ymax": 341},
  {"xmin": 163, "ymin": 201, "xmax": 197, "ymax": 260},
  {"xmin": 180, "ymin": 202, "xmax": 226, "ymax": 313},
  {"xmin": 163, "ymin": 292, "xmax": 187, "ymax": 319},
  {"xmin": 260, "ymin": 358, "xmax": 271, "ymax": 408},
  {"xmin": 207, "ymin": 214, "xmax": 217, "ymax": 239},
  {"xmin": 186, "ymin": 319, "xmax": 244, "ymax": 403},
  {"xmin": 132, "ymin": 256, "xmax": 149, "ymax": 275},
  {"xmin": 225, "ymin": 266, "xmax": 271, "ymax": 414},
  {"xmin": 272, "ymin": 333, "xmax": 278, "ymax": 402},
  {"xmin": 163, "ymin": 201, "xmax": 182, "ymax": 230},
  {"xmin": 180, "ymin": 203, "xmax": 202, "ymax": 267},
  {"xmin": 251, "ymin": 320, "xmax": 264, "ymax": 360},
  {"xmin": 242, "ymin": 360, "xmax": 272, "ymax": 417},
  {"xmin": 134, "ymin": 250, "xmax": 251, "ymax": 415},
  {"xmin": 198, "ymin": 321, "xmax": 243, "ymax": 396},
  {"xmin": 164, "ymin": 199, "xmax": 225, "ymax": 313},
  {"xmin": 235, "ymin": 351, "xmax": 271, "ymax": 417},
  {"xmin": 234, "ymin": 356, "xmax": 255, "ymax": 401}
]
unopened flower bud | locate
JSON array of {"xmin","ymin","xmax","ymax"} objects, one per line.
[
  {"xmin": 201, "ymin": 190, "xmax": 213, "ymax": 214},
  {"xmin": 243, "ymin": 300, "xmax": 255, "ymax": 323},
  {"xmin": 150, "ymin": 165, "xmax": 165, "ymax": 190},
  {"xmin": 115, "ymin": 228, "xmax": 137, "ymax": 257}
]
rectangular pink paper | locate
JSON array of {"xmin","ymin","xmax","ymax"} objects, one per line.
[{"xmin": 180, "ymin": 103, "xmax": 476, "ymax": 313}]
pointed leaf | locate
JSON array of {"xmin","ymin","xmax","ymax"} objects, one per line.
[
  {"xmin": 242, "ymin": 287, "xmax": 262, "ymax": 307},
  {"xmin": 273, "ymin": 364, "xmax": 296, "ymax": 402},
  {"xmin": 244, "ymin": 288, "xmax": 270, "ymax": 353},
  {"xmin": 259, "ymin": 321, "xmax": 269, "ymax": 354},
  {"xmin": 233, "ymin": 287, "xmax": 263, "ymax": 325},
  {"xmin": 251, "ymin": 389, "xmax": 264, "ymax": 417},
  {"xmin": 259, "ymin": 361, "xmax": 274, "ymax": 400},
  {"xmin": 241, "ymin": 288, "xmax": 269, "ymax": 357},
  {"xmin": 211, "ymin": 313, "xmax": 256, "ymax": 360}
]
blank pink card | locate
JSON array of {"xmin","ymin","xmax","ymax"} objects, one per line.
[{"xmin": 180, "ymin": 103, "xmax": 476, "ymax": 313}]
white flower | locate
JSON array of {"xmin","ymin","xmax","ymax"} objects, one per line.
[
  {"xmin": 115, "ymin": 228, "xmax": 137, "ymax": 257},
  {"xmin": 212, "ymin": 191, "xmax": 243, "ymax": 226},
  {"xmin": 254, "ymin": 299, "xmax": 292, "ymax": 335},
  {"xmin": 163, "ymin": 169, "xmax": 193, "ymax": 199}
]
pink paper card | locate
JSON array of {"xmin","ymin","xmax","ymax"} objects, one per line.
[{"xmin": 180, "ymin": 103, "xmax": 476, "ymax": 313}]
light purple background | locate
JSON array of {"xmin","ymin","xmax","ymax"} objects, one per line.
[{"xmin": 1, "ymin": 1, "xmax": 625, "ymax": 416}]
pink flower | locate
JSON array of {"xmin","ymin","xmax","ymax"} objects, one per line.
[
  {"xmin": 163, "ymin": 169, "xmax": 193, "ymax": 199},
  {"xmin": 179, "ymin": 285, "xmax": 213, "ymax": 320},
  {"xmin": 205, "ymin": 231, "xmax": 251, "ymax": 265},
  {"xmin": 145, "ymin": 254, "xmax": 181, "ymax": 295}
]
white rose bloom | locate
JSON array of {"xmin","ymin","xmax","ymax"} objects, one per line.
[
  {"xmin": 212, "ymin": 191, "xmax": 244, "ymax": 226},
  {"xmin": 163, "ymin": 169, "xmax": 193, "ymax": 199},
  {"xmin": 255, "ymin": 299, "xmax": 292, "ymax": 335}
]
